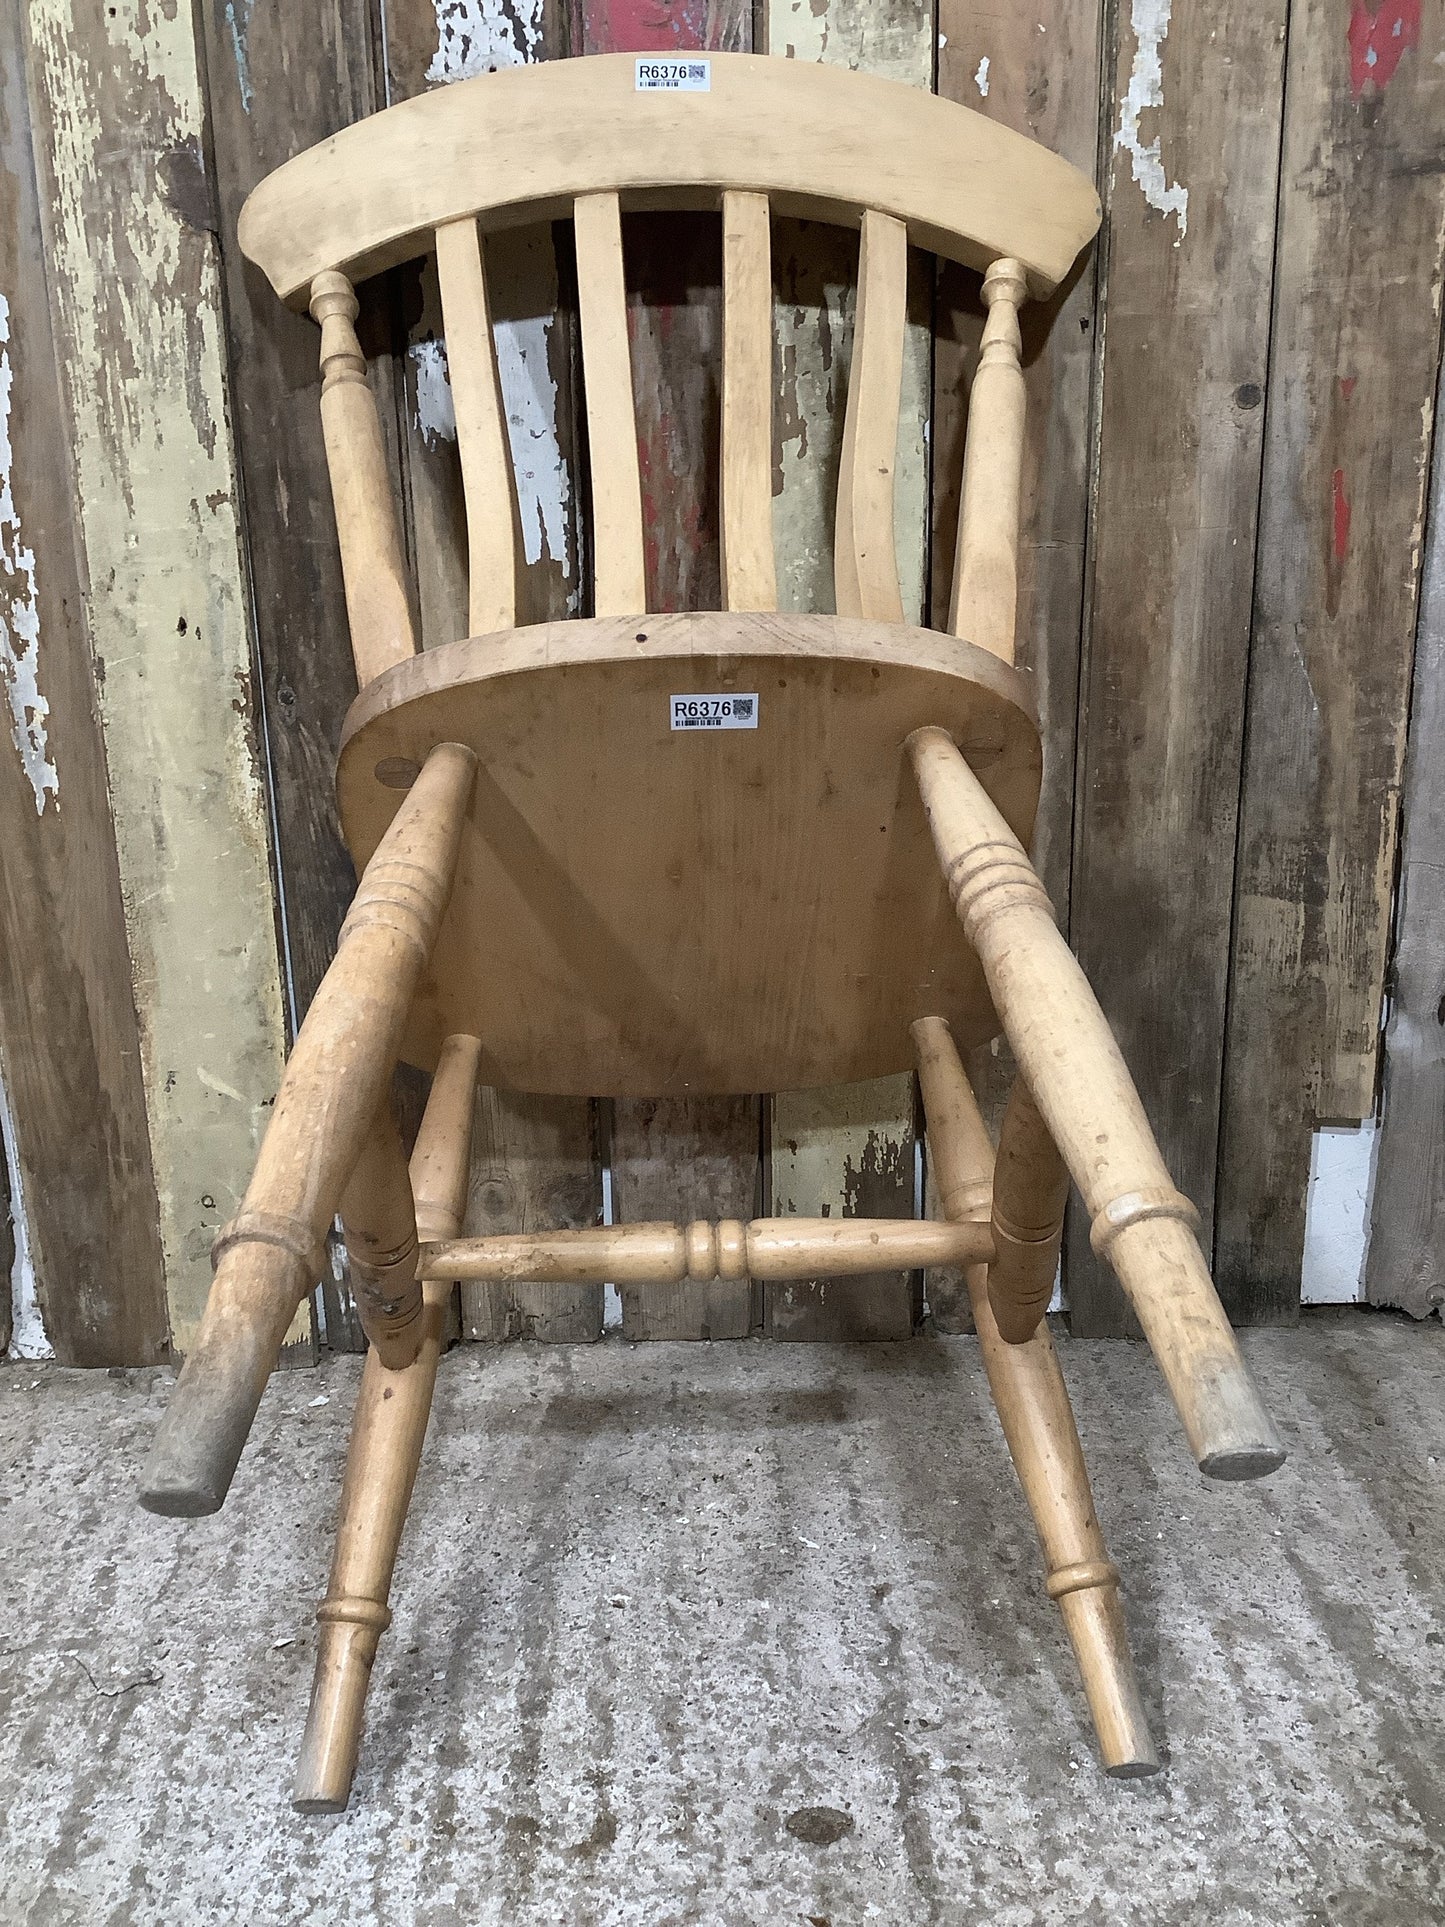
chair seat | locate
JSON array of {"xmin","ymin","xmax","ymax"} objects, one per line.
[{"xmin": 336, "ymin": 611, "xmax": 1040, "ymax": 1095}]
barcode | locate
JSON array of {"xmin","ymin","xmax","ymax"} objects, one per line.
[
  {"xmin": 635, "ymin": 57, "xmax": 711, "ymax": 92},
  {"xmin": 670, "ymin": 692, "xmax": 759, "ymax": 731}
]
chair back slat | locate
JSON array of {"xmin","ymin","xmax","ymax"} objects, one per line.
[
  {"xmin": 574, "ymin": 190, "xmax": 647, "ymax": 618},
  {"xmin": 721, "ymin": 190, "xmax": 777, "ymax": 613},
  {"xmin": 309, "ymin": 269, "xmax": 418, "ymax": 686},
  {"xmin": 434, "ymin": 217, "xmax": 519, "ymax": 636},
  {"xmin": 949, "ymin": 257, "xmax": 1028, "ymax": 662},
  {"xmin": 834, "ymin": 209, "xmax": 907, "ymax": 623}
]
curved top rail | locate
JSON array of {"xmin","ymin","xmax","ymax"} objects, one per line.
[{"xmin": 238, "ymin": 53, "xmax": 1100, "ymax": 305}]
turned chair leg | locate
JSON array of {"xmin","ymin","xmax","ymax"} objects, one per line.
[
  {"xmin": 909, "ymin": 728, "xmax": 1284, "ymax": 1481},
  {"xmin": 139, "ymin": 742, "xmax": 478, "ymax": 1517},
  {"xmin": 294, "ymin": 1032, "xmax": 481, "ymax": 1813},
  {"xmin": 914, "ymin": 1018, "xmax": 1157, "ymax": 1775}
]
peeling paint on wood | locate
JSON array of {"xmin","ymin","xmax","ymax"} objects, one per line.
[
  {"xmin": 0, "ymin": 1061, "xmax": 42, "ymax": 1358},
  {"xmin": 24, "ymin": 0, "xmax": 289, "ymax": 1355},
  {"xmin": 1113, "ymin": 0, "xmax": 1188, "ymax": 235},
  {"xmin": 0, "ymin": 0, "xmax": 167, "ymax": 1366},
  {"xmin": 427, "ymin": 0, "xmax": 544, "ymax": 80},
  {"xmin": 0, "ymin": 298, "xmax": 57, "ymax": 816},
  {"xmin": 767, "ymin": 1079, "xmax": 918, "ymax": 1340}
]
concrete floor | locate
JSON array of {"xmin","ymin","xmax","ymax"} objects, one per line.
[{"xmin": 0, "ymin": 1315, "xmax": 1441, "ymax": 1927}]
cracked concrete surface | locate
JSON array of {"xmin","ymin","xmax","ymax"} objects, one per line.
[{"xmin": 1, "ymin": 1314, "xmax": 1442, "ymax": 1925}]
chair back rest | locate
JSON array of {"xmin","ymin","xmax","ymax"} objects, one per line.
[{"xmin": 239, "ymin": 53, "xmax": 1101, "ymax": 686}]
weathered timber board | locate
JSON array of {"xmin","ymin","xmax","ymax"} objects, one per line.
[
  {"xmin": 0, "ymin": 0, "xmax": 167, "ymax": 1365},
  {"xmin": 23, "ymin": 0, "xmax": 294, "ymax": 1357},
  {"xmin": 575, "ymin": 0, "xmax": 760, "ymax": 1341},
  {"xmin": 464, "ymin": 1087, "xmax": 602, "ymax": 1342},
  {"xmin": 202, "ymin": 0, "xmax": 392, "ymax": 1354},
  {"xmin": 1216, "ymin": 0, "xmax": 1445, "ymax": 1322},
  {"xmin": 925, "ymin": 0, "xmax": 1103, "ymax": 1331},
  {"xmin": 763, "ymin": 0, "xmax": 932, "ymax": 1342},
  {"xmin": 1064, "ymin": 0, "xmax": 1288, "ymax": 1334},
  {"xmin": 1366, "ymin": 350, "xmax": 1445, "ymax": 1321},
  {"xmin": 384, "ymin": 0, "xmax": 602, "ymax": 1342}
]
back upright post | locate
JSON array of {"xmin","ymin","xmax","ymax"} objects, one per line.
[
  {"xmin": 949, "ymin": 255, "xmax": 1027, "ymax": 661},
  {"xmin": 310, "ymin": 269, "xmax": 418, "ymax": 685}
]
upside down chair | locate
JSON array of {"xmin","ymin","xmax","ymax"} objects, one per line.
[{"xmin": 139, "ymin": 51, "xmax": 1284, "ymax": 1810}]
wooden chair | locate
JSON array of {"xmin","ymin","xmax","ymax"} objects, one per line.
[{"xmin": 139, "ymin": 52, "xmax": 1284, "ymax": 1809}]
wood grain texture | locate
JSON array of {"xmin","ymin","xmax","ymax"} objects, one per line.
[
  {"xmin": 835, "ymin": 210, "xmax": 907, "ymax": 624},
  {"xmin": 1215, "ymin": 0, "xmax": 1445, "ymax": 1322},
  {"xmin": 575, "ymin": 190, "xmax": 648, "ymax": 616},
  {"xmin": 434, "ymin": 218, "xmax": 520, "ymax": 636},
  {"xmin": 1367, "ymin": 356, "xmax": 1445, "ymax": 1321},
  {"xmin": 911, "ymin": 727, "xmax": 1283, "ymax": 1480},
  {"xmin": 764, "ymin": 0, "xmax": 934, "ymax": 1339},
  {"xmin": 1065, "ymin": 0, "xmax": 1288, "ymax": 1334},
  {"xmin": 24, "ymin": 0, "xmax": 292, "ymax": 1356},
  {"xmin": 382, "ymin": 0, "xmax": 601, "ymax": 1346},
  {"xmin": 0, "ymin": 0, "xmax": 167, "ymax": 1365},
  {"xmin": 721, "ymin": 189, "xmax": 777, "ymax": 614},
  {"xmin": 575, "ymin": 0, "xmax": 760, "ymax": 1341},
  {"xmin": 236, "ymin": 54, "xmax": 1101, "ymax": 303},
  {"xmin": 337, "ymin": 612, "xmax": 1040, "ymax": 1093}
]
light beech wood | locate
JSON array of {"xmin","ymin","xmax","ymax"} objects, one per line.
[
  {"xmin": 721, "ymin": 190, "xmax": 777, "ymax": 613},
  {"xmin": 836, "ymin": 209, "xmax": 908, "ymax": 623},
  {"xmin": 909, "ymin": 729, "xmax": 1285, "ymax": 1480},
  {"xmin": 336, "ymin": 611, "xmax": 1040, "ymax": 1095},
  {"xmin": 417, "ymin": 1215, "xmax": 992, "ymax": 1284},
  {"xmin": 574, "ymin": 191, "xmax": 647, "ymax": 618},
  {"xmin": 433, "ymin": 218, "xmax": 518, "ymax": 636},
  {"xmin": 238, "ymin": 54, "xmax": 1101, "ymax": 306},
  {"xmin": 949, "ymin": 257, "xmax": 1028, "ymax": 661},
  {"xmin": 309, "ymin": 270, "xmax": 418, "ymax": 686},
  {"xmin": 138, "ymin": 743, "xmax": 477, "ymax": 1517},
  {"xmin": 338, "ymin": 1101, "xmax": 422, "ymax": 1368},
  {"xmin": 293, "ymin": 1031, "xmax": 481, "ymax": 1814},
  {"xmin": 989, "ymin": 1073, "xmax": 1071, "ymax": 1343},
  {"xmin": 912, "ymin": 1016, "xmax": 1157, "ymax": 1776}
]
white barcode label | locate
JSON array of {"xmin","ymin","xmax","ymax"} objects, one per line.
[
  {"xmin": 635, "ymin": 57, "xmax": 711, "ymax": 92},
  {"xmin": 670, "ymin": 693, "xmax": 758, "ymax": 731}
]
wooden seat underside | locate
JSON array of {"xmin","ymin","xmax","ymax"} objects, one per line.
[{"xmin": 337, "ymin": 612, "xmax": 1041, "ymax": 1095}]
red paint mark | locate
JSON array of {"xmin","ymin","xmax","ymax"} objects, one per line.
[
  {"xmin": 1332, "ymin": 468, "xmax": 1351, "ymax": 562},
  {"xmin": 1348, "ymin": 0, "xmax": 1421, "ymax": 97},
  {"xmin": 1339, "ymin": 375, "xmax": 1357, "ymax": 399},
  {"xmin": 584, "ymin": 0, "xmax": 710, "ymax": 54}
]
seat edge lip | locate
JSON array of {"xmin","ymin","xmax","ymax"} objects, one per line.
[{"xmin": 336, "ymin": 610, "xmax": 1042, "ymax": 763}]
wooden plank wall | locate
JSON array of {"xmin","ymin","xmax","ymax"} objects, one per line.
[
  {"xmin": 1367, "ymin": 351, "xmax": 1445, "ymax": 1320},
  {"xmin": 2, "ymin": 0, "xmax": 1442, "ymax": 1362}
]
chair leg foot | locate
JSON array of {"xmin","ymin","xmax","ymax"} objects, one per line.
[
  {"xmin": 294, "ymin": 1599, "xmax": 392, "ymax": 1813},
  {"xmin": 293, "ymin": 1035, "xmax": 480, "ymax": 1812},
  {"xmin": 968, "ymin": 1268, "xmax": 1159, "ymax": 1777},
  {"xmin": 291, "ymin": 1291, "xmax": 446, "ymax": 1813},
  {"xmin": 913, "ymin": 1016, "xmax": 1158, "ymax": 1776}
]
